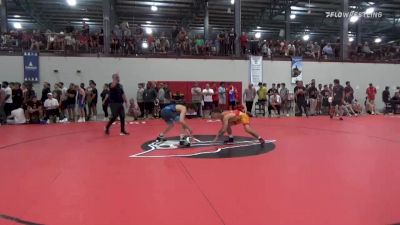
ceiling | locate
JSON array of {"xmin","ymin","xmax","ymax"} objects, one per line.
[{"xmin": 3, "ymin": 0, "xmax": 400, "ymax": 42}]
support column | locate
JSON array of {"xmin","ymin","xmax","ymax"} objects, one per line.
[
  {"xmin": 110, "ymin": 0, "xmax": 117, "ymax": 28},
  {"xmin": 204, "ymin": 1, "xmax": 209, "ymax": 40},
  {"xmin": 340, "ymin": 0, "xmax": 349, "ymax": 60},
  {"xmin": 0, "ymin": 0, "xmax": 8, "ymax": 33},
  {"xmin": 356, "ymin": 20, "xmax": 362, "ymax": 45},
  {"xmin": 285, "ymin": 9, "xmax": 291, "ymax": 41},
  {"xmin": 103, "ymin": 0, "xmax": 111, "ymax": 54},
  {"xmin": 234, "ymin": 0, "xmax": 241, "ymax": 57}
]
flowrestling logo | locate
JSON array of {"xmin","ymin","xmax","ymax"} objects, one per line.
[
  {"xmin": 326, "ymin": 11, "xmax": 382, "ymax": 18},
  {"xmin": 129, "ymin": 135, "xmax": 276, "ymax": 159}
]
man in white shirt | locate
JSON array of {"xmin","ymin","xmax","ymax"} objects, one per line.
[
  {"xmin": 202, "ymin": 83, "xmax": 214, "ymax": 118},
  {"xmin": 7, "ymin": 107, "xmax": 26, "ymax": 125},
  {"xmin": 243, "ymin": 83, "xmax": 256, "ymax": 116},
  {"xmin": 2, "ymin": 81, "xmax": 13, "ymax": 116},
  {"xmin": 0, "ymin": 87, "xmax": 6, "ymax": 124},
  {"xmin": 191, "ymin": 82, "xmax": 202, "ymax": 117},
  {"xmin": 268, "ymin": 91, "xmax": 281, "ymax": 117},
  {"xmin": 44, "ymin": 93, "xmax": 60, "ymax": 123}
]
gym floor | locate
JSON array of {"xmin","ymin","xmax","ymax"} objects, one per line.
[{"xmin": 0, "ymin": 115, "xmax": 399, "ymax": 225}]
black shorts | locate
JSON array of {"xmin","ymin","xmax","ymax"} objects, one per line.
[
  {"xmin": 89, "ymin": 101, "xmax": 97, "ymax": 107},
  {"xmin": 229, "ymin": 101, "xmax": 236, "ymax": 107},
  {"xmin": 331, "ymin": 99, "xmax": 343, "ymax": 106},
  {"xmin": 204, "ymin": 102, "xmax": 213, "ymax": 110}
]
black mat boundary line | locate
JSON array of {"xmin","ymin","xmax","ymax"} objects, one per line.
[{"xmin": 0, "ymin": 214, "xmax": 45, "ymax": 225}]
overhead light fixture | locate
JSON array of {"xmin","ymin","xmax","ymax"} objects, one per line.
[
  {"xmin": 66, "ymin": 0, "xmax": 76, "ymax": 6},
  {"xmin": 82, "ymin": 18, "xmax": 90, "ymax": 21},
  {"xmin": 349, "ymin": 6, "xmax": 356, "ymax": 9},
  {"xmin": 374, "ymin": 37, "xmax": 382, "ymax": 43},
  {"xmin": 350, "ymin": 16, "xmax": 359, "ymax": 23},
  {"xmin": 368, "ymin": 2, "xmax": 375, "ymax": 5},
  {"xmin": 303, "ymin": 34, "xmax": 310, "ymax": 41},
  {"xmin": 14, "ymin": 15, "xmax": 21, "ymax": 18},
  {"xmin": 151, "ymin": 5, "xmax": 158, "ymax": 11},
  {"xmin": 257, "ymin": 26, "xmax": 261, "ymax": 29},
  {"xmin": 146, "ymin": 27, "xmax": 153, "ymax": 35},
  {"xmin": 255, "ymin": 32, "xmax": 261, "ymax": 39},
  {"xmin": 13, "ymin": 22, "xmax": 22, "ymax": 29},
  {"xmin": 142, "ymin": 42, "xmax": 149, "ymax": 49},
  {"xmin": 146, "ymin": 21, "xmax": 152, "ymax": 24},
  {"xmin": 231, "ymin": 0, "xmax": 235, "ymax": 5},
  {"xmin": 290, "ymin": 14, "xmax": 296, "ymax": 19},
  {"xmin": 349, "ymin": 37, "xmax": 354, "ymax": 42},
  {"xmin": 365, "ymin": 7, "xmax": 374, "ymax": 14}
]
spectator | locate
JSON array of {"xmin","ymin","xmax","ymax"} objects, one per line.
[
  {"xmin": 330, "ymin": 79, "xmax": 345, "ymax": 120},
  {"xmin": 164, "ymin": 83, "xmax": 172, "ymax": 106},
  {"xmin": 294, "ymin": 81, "xmax": 308, "ymax": 117},
  {"xmin": 382, "ymin": 86, "xmax": 391, "ymax": 105},
  {"xmin": 268, "ymin": 91, "xmax": 281, "ymax": 117},
  {"xmin": 240, "ymin": 32, "xmax": 248, "ymax": 55},
  {"xmin": 76, "ymin": 84, "xmax": 86, "ymax": 122},
  {"xmin": 279, "ymin": 83, "xmax": 289, "ymax": 117},
  {"xmin": 243, "ymin": 84, "xmax": 256, "ymax": 115},
  {"xmin": 66, "ymin": 83, "xmax": 76, "ymax": 121},
  {"xmin": 195, "ymin": 35, "xmax": 204, "ymax": 55},
  {"xmin": 12, "ymin": 82, "xmax": 23, "ymax": 109},
  {"xmin": 344, "ymin": 81, "xmax": 354, "ymax": 103},
  {"xmin": 322, "ymin": 43, "xmax": 334, "ymax": 59},
  {"xmin": 228, "ymin": 28, "xmax": 236, "ymax": 55},
  {"xmin": 143, "ymin": 82, "xmax": 157, "ymax": 118},
  {"xmin": 212, "ymin": 83, "xmax": 219, "ymax": 109},
  {"xmin": 26, "ymin": 95, "xmax": 42, "ymax": 124},
  {"xmin": 58, "ymin": 82, "xmax": 68, "ymax": 121},
  {"xmin": 362, "ymin": 42, "xmax": 374, "ymax": 55},
  {"xmin": 202, "ymin": 83, "xmax": 214, "ymax": 118},
  {"xmin": 307, "ymin": 82, "xmax": 318, "ymax": 116},
  {"xmin": 157, "ymin": 83, "xmax": 166, "ymax": 109},
  {"xmin": 366, "ymin": 83, "xmax": 377, "ymax": 115},
  {"xmin": 6, "ymin": 107, "xmax": 26, "ymax": 125},
  {"xmin": 218, "ymin": 82, "xmax": 226, "ymax": 110},
  {"xmin": 87, "ymin": 80, "xmax": 98, "ymax": 121},
  {"xmin": 41, "ymin": 82, "xmax": 51, "ymax": 103},
  {"xmin": 44, "ymin": 93, "xmax": 60, "ymax": 123},
  {"xmin": 320, "ymin": 85, "xmax": 331, "ymax": 114},
  {"xmin": 101, "ymin": 83, "xmax": 110, "ymax": 121},
  {"xmin": 228, "ymin": 84, "xmax": 238, "ymax": 110},
  {"xmin": 0, "ymin": 87, "xmax": 5, "ymax": 124},
  {"xmin": 390, "ymin": 92, "xmax": 400, "ymax": 114},
  {"xmin": 2, "ymin": 81, "xmax": 13, "ymax": 116},
  {"xmin": 52, "ymin": 83, "xmax": 62, "ymax": 103},
  {"xmin": 136, "ymin": 83, "xmax": 145, "ymax": 118},
  {"xmin": 191, "ymin": 82, "xmax": 202, "ymax": 117},
  {"xmin": 128, "ymin": 98, "xmax": 141, "ymax": 120},
  {"xmin": 312, "ymin": 42, "xmax": 321, "ymax": 59}
]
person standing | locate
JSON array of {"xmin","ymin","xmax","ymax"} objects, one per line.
[
  {"xmin": 66, "ymin": 83, "xmax": 77, "ymax": 122},
  {"xmin": 344, "ymin": 81, "xmax": 354, "ymax": 103},
  {"xmin": 202, "ymin": 83, "xmax": 214, "ymax": 118},
  {"xmin": 105, "ymin": 73, "xmax": 129, "ymax": 135},
  {"xmin": 0, "ymin": 87, "xmax": 6, "ymax": 124},
  {"xmin": 307, "ymin": 82, "xmax": 318, "ymax": 116},
  {"xmin": 243, "ymin": 84, "xmax": 256, "ymax": 115},
  {"xmin": 294, "ymin": 81, "xmax": 308, "ymax": 117},
  {"xmin": 86, "ymin": 80, "xmax": 98, "ymax": 121},
  {"xmin": 191, "ymin": 82, "xmax": 202, "ymax": 117},
  {"xmin": 2, "ymin": 82, "xmax": 13, "ymax": 117},
  {"xmin": 101, "ymin": 83, "xmax": 110, "ymax": 121},
  {"xmin": 41, "ymin": 82, "xmax": 51, "ymax": 103},
  {"xmin": 136, "ymin": 83, "xmax": 145, "ymax": 118},
  {"xmin": 76, "ymin": 84, "xmax": 86, "ymax": 123},
  {"xmin": 366, "ymin": 83, "xmax": 377, "ymax": 115},
  {"xmin": 218, "ymin": 82, "xmax": 226, "ymax": 110},
  {"xmin": 330, "ymin": 79, "xmax": 345, "ymax": 120},
  {"xmin": 157, "ymin": 83, "xmax": 166, "ymax": 109},
  {"xmin": 143, "ymin": 82, "xmax": 157, "ymax": 118},
  {"xmin": 228, "ymin": 85, "xmax": 238, "ymax": 110},
  {"xmin": 279, "ymin": 83, "xmax": 289, "ymax": 117},
  {"xmin": 212, "ymin": 83, "xmax": 219, "ymax": 110}
]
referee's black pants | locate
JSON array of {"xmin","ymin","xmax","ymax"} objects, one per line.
[{"xmin": 106, "ymin": 103, "xmax": 126, "ymax": 132}]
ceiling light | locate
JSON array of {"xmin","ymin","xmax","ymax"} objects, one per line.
[
  {"xmin": 290, "ymin": 14, "xmax": 296, "ymax": 19},
  {"xmin": 146, "ymin": 27, "xmax": 153, "ymax": 35},
  {"xmin": 349, "ymin": 37, "xmax": 354, "ymax": 42},
  {"xmin": 231, "ymin": 0, "xmax": 235, "ymax": 5},
  {"xmin": 349, "ymin": 6, "xmax": 356, "ymax": 9},
  {"xmin": 303, "ymin": 34, "xmax": 310, "ymax": 41},
  {"xmin": 151, "ymin": 5, "xmax": 158, "ymax": 11},
  {"xmin": 350, "ymin": 16, "xmax": 359, "ymax": 23},
  {"xmin": 374, "ymin": 38, "xmax": 382, "ymax": 43},
  {"xmin": 66, "ymin": 0, "xmax": 76, "ymax": 6},
  {"xmin": 82, "ymin": 18, "xmax": 90, "ymax": 21},
  {"xmin": 13, "ymin": 22, "xmax": 22, "ymax": 29},
  {"xmin": 365, "ymin": 7, "xmax": 374, "ymax": 14},
  {"xmin": 257, "ymin": 26, "xmax": 261, "ymax": 29},
  {"xmin": 368, "ymin": 2, "xmax": 375, "ymax": 5},
  {"xmin": 14, "ymin": 15, "xmax": 21, "ymax": 18},
  {"xmin": 255, "ymin": 32, "xmax": 261, "ymax": 39},
  {"xmin": 142, "ymin": 42, "xmax": 149, "ymax": 49},
  {"xmin": 146, "ymin": 21, "xmax": 152, "ymax": 24}
]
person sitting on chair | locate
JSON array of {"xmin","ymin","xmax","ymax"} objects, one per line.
[{"xmin": 44, "ymin": 93, "xmax": 60, "ymax": 123}]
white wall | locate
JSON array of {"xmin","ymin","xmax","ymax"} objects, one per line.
[{"xmin": 1, "ymin": 56, "xmax": 399, "ymax": 111}]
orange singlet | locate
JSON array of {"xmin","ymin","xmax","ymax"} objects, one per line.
[{"xmin": 223, "ymin": 110, "xmax": 250, "ymax": 125}]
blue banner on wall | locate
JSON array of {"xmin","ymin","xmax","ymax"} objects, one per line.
[
  {"xmin": 23, "ymin": 51, "xmax": 40, "ymax": 83},
  {"xmin": 291, "ymin": 57, "xmax": 303, "ymax": 84}
]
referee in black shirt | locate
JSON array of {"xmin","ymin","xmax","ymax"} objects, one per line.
[{"xmin": 105, "ymin": 73, "xmax": 129, "ymax": 135}]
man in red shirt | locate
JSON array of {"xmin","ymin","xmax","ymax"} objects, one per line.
[
  {"xmin": 366, "ymin": 83, "xmax": 377, "ymax": 115},
  {"xmin": 240, "ymin": 32, "xmax": 248, "ymax": 55}
]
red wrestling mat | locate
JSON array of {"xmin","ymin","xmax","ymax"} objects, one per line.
[{"xmin": 0, "ymin": 116, "xmax": 400, "ymax": 225}]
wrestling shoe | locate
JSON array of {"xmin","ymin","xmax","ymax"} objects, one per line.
[
  {"xmin": 120, "ymin": 131, "xmax": 130, "ymax": 136},
  {"xmin": 259, "ymin": 138, "xmax": 265, "ymax": 145},
  {"xmin": 157, "ymin": 136, "xmax": 166, "ymax": 142},
  {"xmin": 223, "ymin": 137, "xmax": 234, "ymax": 144}
]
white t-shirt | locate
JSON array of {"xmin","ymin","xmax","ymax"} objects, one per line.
[
  {"xmin": 44, "ymin": 98, "xmax": 59, "ymax": 109},
  {"xmin": 5, "ymin": 87, "xmax": 12, "ymax": 104},
  {"xmin": 270, "ymin": 95, "xmax": 281, "ymax": 104},
  {"xmin": 10, "ymin": 108, "xmax": 26, "ymax": 124},
  {"xmin": 202, "ymin": 88, "xmax": 214, "ymax": 102}
]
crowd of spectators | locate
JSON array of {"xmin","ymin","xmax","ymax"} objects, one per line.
[
  {"xmin": 2, "ymin": 77, "xmax": 399, "ymax": 125},
  {"xmin": 1, "ymin": 23, "xmax": 400, "ymax": 61}
]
